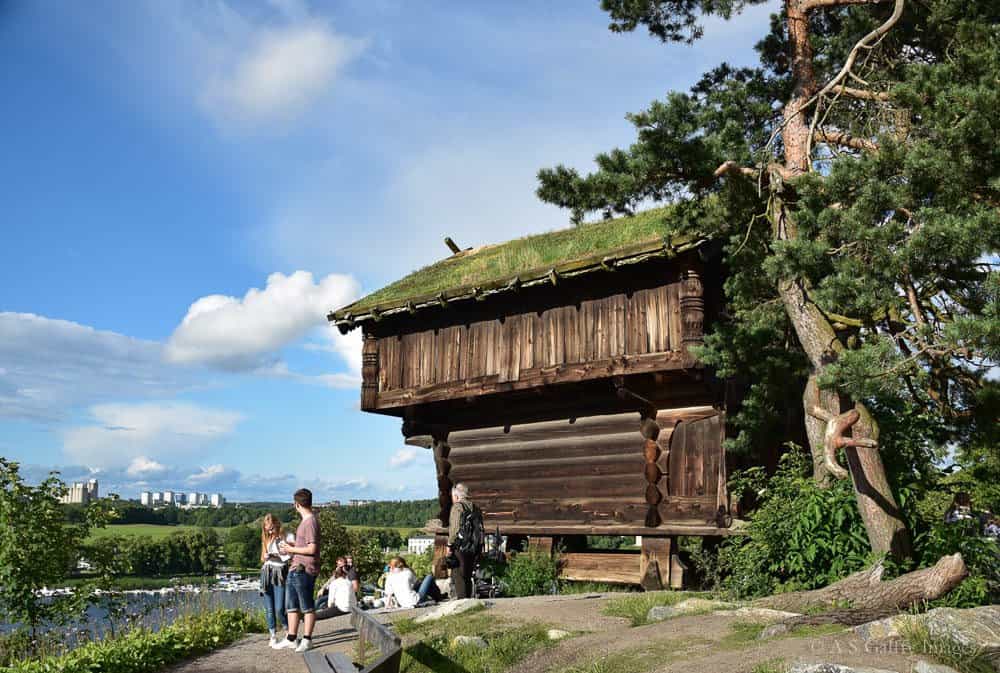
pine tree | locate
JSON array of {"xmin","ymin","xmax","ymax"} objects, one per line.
[{"xmin": 537, "ymin": 0, "xmax": 999, "ymax": 558}]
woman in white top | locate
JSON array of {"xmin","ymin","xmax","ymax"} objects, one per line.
[
  {"xmin": 383, "ymin": 556, "xmax": 442, "ymax": 609},
  {"xmin": 259, "ymin": 514, "xmax": 291, "ymax": 646}
]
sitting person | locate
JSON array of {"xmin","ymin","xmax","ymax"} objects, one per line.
[
  {"xmin": 382, "ymin": 556, "xmax": 442, "ymax": 609},
  {"xmin": 314, "ymin": 567, "xmax": 356, "ymax": 616},
  {"xmin": 985, "ymin": 515, "xmax": 1000, "ymax": 539}
]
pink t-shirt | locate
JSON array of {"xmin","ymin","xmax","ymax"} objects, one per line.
[{"xmin": 291, "ymin": 515, "xmax": 321, "ymax": 576}]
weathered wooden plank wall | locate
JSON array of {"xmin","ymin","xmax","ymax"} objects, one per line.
[
  {"xmin": 440, "ymin": 408, "xmax": 726, "ymax": 534},
  {"xmin": 376, "ymin": 281, "xmax": 685, "ymax": 397}
]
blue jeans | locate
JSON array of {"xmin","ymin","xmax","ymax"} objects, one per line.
[
  {"xmin": 285, "ymin": 570, "xmax": 317, "ymax": 614},
  {"xmin": 416, "ymin": 574, "xmax": 442, "ymax": 603},
  {"xmin": 262, "ymin": 583, "xmax": 287, "ymax": 632}
]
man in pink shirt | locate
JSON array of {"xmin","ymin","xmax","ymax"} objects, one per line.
[{"xmin": 273, "ymin": 488, "xmax": 321, "ymax": 653}]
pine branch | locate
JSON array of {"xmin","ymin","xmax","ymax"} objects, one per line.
[
  {"xmin": 814, "ymin": 129, "xmax": 880, "ymax": 152},
  {"xmin": 829, "ymin": 85, "xmax": 891, "ymax": 101}
]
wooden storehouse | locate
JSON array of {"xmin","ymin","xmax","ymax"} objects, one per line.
[{"xmin": 329, "ymin": 209, "xmax": 736, "ymax": 588}]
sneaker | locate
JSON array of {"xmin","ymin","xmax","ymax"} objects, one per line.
[
  {"xmin": 295, "ymin": 638, "xmax": 312, "ymax": 653},
  {"xmin": 268, "ymin": 635, "xmax": 278, "ymax": 648},
  {"xmin": 272, "ymin": 638, "xmax": 298, "ymax": 650}
]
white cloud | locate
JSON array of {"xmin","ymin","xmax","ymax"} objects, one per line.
[
  {"xmin": 203, "ymin": 20, "xmax": 365, "ymax": 127},
  {"xmin": 165, "ymin": 271, "xmax": 361, "ymax": 372},
  {"xmin": 126, "ymin": 456, "xmax": 167, "ymax": 477},
  {"xmin": 186, "ymin": 463, "xmax": 239, "ymax": 486},
  {"xmin": 62, "ymin": 402, "xmax": 244, "ymax": 468},
  {"xmin": 0, "ymin": 312, "xmax": 188, "ymax": 422},
  {"xmin": 389, "ymin": 447, "xmax": 418, "ymax": 469}
]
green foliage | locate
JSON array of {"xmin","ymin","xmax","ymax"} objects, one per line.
[
  {"xmin": 223, "ymin": 524, "xmax": 259, "ymax": 569},
  {"xmin": 601, "ymin": 590, "xmax": 692, "ymax": 627},
  {"xmin": 901, "ymin": 619, "xmax": 996, "ymax": 673},
  {"xmin": 715, "ymin": 450, "xmax": 873, "ymax": 599},
  {"xmin": 84, "ymin": 529, "xmax": 222, "ymax": 577},
  {"xmin": 0, "ymin": 460, "xmax": 115, "ymax": 639},
  {"xmin": 8, "ymin": 608, "xmax": 265, "ymax": 673},
  {"xmin": 314, "ymin": 508, "xmax": 383, "ymax": 583},
  {"xmin": 500, "ymin": 548, "xmax": 561, "ymax": 598}
]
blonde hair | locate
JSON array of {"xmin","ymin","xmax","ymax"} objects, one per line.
[{"xmin": 261, "ymin": 513, "xmax": 283, "ymax": 558}]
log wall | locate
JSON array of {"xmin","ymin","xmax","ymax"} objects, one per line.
[{"xmin": 438, "ymin": 407, "xmax": 727, "ymax": 535}]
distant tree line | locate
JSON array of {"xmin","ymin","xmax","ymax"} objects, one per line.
[
  {"xmin": 330, "ymin": 499, "xmax": 436, "ymax": 528},
  {"xmin": 85, "ymin": 529, "xmax": 222, "ymax": 576}
]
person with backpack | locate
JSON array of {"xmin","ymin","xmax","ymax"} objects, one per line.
[{"xmin": 447, "ymin": 482, "xmax": 484, "ymax": 599}]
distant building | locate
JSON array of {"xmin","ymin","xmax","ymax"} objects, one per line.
[
  {"xmin": 188, "ymin": 491, "xmax": 201, "ymax": 506},
  {"xmin": 209, "ymin": 493, "xmax": 225, "ymax": 507},
  {"xmin": 407, "ymin": 535, "xmax": 435, "ymax": 555},
  {"xmin": 140, "ymin": 491, "xmax": 153, "ymax": 506},
  {"xmin": 347, "ymin": 499, "xmax": 375, "ymax": 507},
  {"xmin": 60, "ymin": 479, "xmax": 98, "ymax": 505},
  {"xmin": 162, "ymin": 490, "xmax": 175, "ymax": 505},
  {"xmin": 322, "ymin": 500, "xmax": 342, "ymax": 508},
  {"xmin": 139, "ymin": 490, "xmax": 224, "ymax": 508}
]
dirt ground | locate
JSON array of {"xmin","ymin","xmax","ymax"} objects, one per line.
[{"xmin": 169, "ymin": 593, "xmax": 928, "ymax": 673}]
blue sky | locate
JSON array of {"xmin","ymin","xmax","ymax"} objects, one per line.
[{"xmin": 0, "ymin": 0, "xmax": 776, "ymax": 502}]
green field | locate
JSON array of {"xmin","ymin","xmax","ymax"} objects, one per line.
[{"xmin": 88, "ymin": 524, "xmax": 231, "ymax": 540}]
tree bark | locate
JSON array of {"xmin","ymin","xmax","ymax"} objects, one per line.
[
  {"xmin": 775, "ymin": 0, "xmax": 912, "ymax": 559},
  {"xmin": 755, "ymin": 553, "xmax": 967, "ymax": 624}
]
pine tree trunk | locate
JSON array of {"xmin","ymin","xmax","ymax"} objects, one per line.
[{"xmin": 773, "ymin": 0, "xmax": 912, "ymax": 559}]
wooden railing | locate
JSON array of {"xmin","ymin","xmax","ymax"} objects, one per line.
[{"xmin": 303, "ymin": 606, "xmax": 402, "ymax": 673}]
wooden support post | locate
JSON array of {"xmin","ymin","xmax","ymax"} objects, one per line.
[
  {"xmin": 678, "ymin": 261, "xmax": 705, "ymax": 354},
  {"xmin": 641, "ymin": 415, "xmax": 663, "ymax": 528},
  {"xmin": 640, "ymin": 537, "xmax": 671, "ymax": 591},
  {"xmin": 361, "ymin": 333, "xmax": 379, "ymax": 410},
  {"xmin": 432, "ymin": 437, "xmax": 452, "ymax": 523},
  {"xmin": 669, "ymin": 536, "xmax": 686, "ymax": 589},
  {"xmin": 432, "ymin": 534, "xmax": 449, "ymax": 579},
  {"xmin": 528, "ymin": 536, "xmax": 555, "ymax": 555}
]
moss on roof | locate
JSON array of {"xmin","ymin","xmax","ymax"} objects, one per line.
[{"xmin": 333, "ymin": 207, "xmax": 687, "ymax": 320}]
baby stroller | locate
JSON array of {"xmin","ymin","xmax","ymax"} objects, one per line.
[{"xmin": 473, "ymin": 527, "xmax": 506, "ymax": 599}]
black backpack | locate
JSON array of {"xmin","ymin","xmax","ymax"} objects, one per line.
[{"xmin": 454, "ymin": 502, "xmax": 485, "ymax": 555}]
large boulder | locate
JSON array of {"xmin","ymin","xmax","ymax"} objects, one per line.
[
  {"xmin": 414, "ymin": 598, "xmax": 489, "ymax": 624},
  {"xmin": 452, "ymin": 635, "xmax": 487, "ymax": 649},
  {"xmin": 855, "ymin": 605, "xmax": 1000, "ymax": 672}
]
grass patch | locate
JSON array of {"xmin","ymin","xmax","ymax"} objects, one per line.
[
  {"xmin": 901, "ymin": 619, "xmax": 995, "ymax": 673},
  {"xmin": 602, "ymin": 591, "xmax": 709, "ymax": 627},
  {"xmin": 394, "ymin": 610, "xmax": 554, "ymax": 673},
  {"xmin": 557, "ymin": 637, "xmax": 709, "ymax": 673},
  {"xmin": 87, "ymin": 524, "xmax": 230, "ymax": 540},
  {"xmin": 559, "ymin": 581, "xmax": 634, "ymax": 595},
  {"xmin": 337, "ymin": 207, "xmax": 691, "ymax": 315},
  {"xmin": 749, "ymin": 659, "xmax": 787, "ymax": 673},
  {"xmin": 720, "ymin": 620, "xmax": 766, "ymax": 648}
]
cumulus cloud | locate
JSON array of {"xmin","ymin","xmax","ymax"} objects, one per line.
[
  {"xmin": 203, "ymin": 20, "xmax": 365, "ymax": 126},
  {"xmin": 126, "ymin": 456, "xmax": 167, "ymax": 478},
  {"xmin": 165, "ymin": 271, "xmax": 361, "ymax": 373},
  {"xmin": 62, "ymin": 402, "xmax": 244, "ymax": 468},
  {"xmin": 0, "ymin": 312, "xmax": 188, "ymax": 422},
  {"xmin": 388, "ymin": 447, "xmax": 418, "ymax": 469}
]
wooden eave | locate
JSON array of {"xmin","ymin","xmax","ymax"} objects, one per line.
[{"xmin": 328, "ymin": 234, "xmax": 710, "ymax": 333}]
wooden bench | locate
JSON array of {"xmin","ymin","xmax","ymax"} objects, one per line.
[{"xmin": 304, "ymin": 606, "xmax": 402, "ymax": 673}]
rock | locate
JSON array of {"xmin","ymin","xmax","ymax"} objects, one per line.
[
  {"xmin": 646, "ymin": 598, "xmax": 734, "ymax": 622},
  {"xmin": 914, "ymin": 661, "xmax": 961, "ymax": 673},
  {"xmin": 759, "ymin": 623, "xmax": 793, "ymax": 639},
  {"xmin": 718, "ymin": 607, "xmax": 802, "ymax": 623},
  {"xmin": 547, "ymin": 629, "xmax": 571, "ymax": 641},
  {"xmin": 853, "ymin": 614, "xmax": 917, "ymax": 642},
  {"xmin": 921, "ymin": 605, "xmax": 1000, "ymax": 665},
  {"xmin": 414, "ymin": 598, "xmax": 489, "ymax": 624},
  {"xmin": 452, "ymin": 635, "xmax": 487, "ymax": 649},
  {"xmin": 789, "ymin": 665, "xmax": 899, "ymax": 673}
]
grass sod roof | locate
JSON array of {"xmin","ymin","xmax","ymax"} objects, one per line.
[{"xmin": 330, "ymin": 206, "xmax": 707, "ymax": 330}]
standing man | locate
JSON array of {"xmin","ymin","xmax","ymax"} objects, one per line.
[
  {"xmin": 274, "ymin": 488, "xmax": 321, "ymax": 652},
  {"xmin": 447, "ymin": 483, "xmax": 482, "ymax": 599}
]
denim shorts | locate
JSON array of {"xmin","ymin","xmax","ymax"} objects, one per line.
[{"xmin": 285, "ymin": 570, "xmax": 317, "ymax": 614}]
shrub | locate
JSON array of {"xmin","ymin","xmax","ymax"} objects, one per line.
[
  {"xmin": 714, "ymin": 449, "xmax": 873, "ymax": 599},
  {"xmin": 9, "ymin": 608, "xmax": 265, "ymax": 673},
  {"xmin": 501, "ymin": 547, "xmax": 561, "ymax": 597}
]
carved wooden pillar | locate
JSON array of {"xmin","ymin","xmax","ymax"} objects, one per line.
[
  {"xmin": 361, "ymin": 332, "xmax": 379, "ymax": 410},
  {"xmin": 679, "ymin": 262, "xmax": 705, "ymax": 352},
  {"xmin": 433, "ymin": 437, "xmax": 452, "ymax": 524},
  {"xmin": 640, "ymin": 416, "xmax": 662, "ymax": 528}
]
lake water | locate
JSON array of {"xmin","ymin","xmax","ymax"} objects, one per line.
[{"xmin": 2, "ymin": 587, "xmax": 263, "ymax": 650}]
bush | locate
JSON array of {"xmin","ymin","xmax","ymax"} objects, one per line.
[
  {"xmin": 713, "ymin": 449, "xmax": 873, "ymax": 599},
  {"xmin": 501, "ymin": 547, "xmax": 561, "ymax": 597},
  {"xmin": 9, "ymin": 608, "xmax": 265, "ymax": 673}
]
